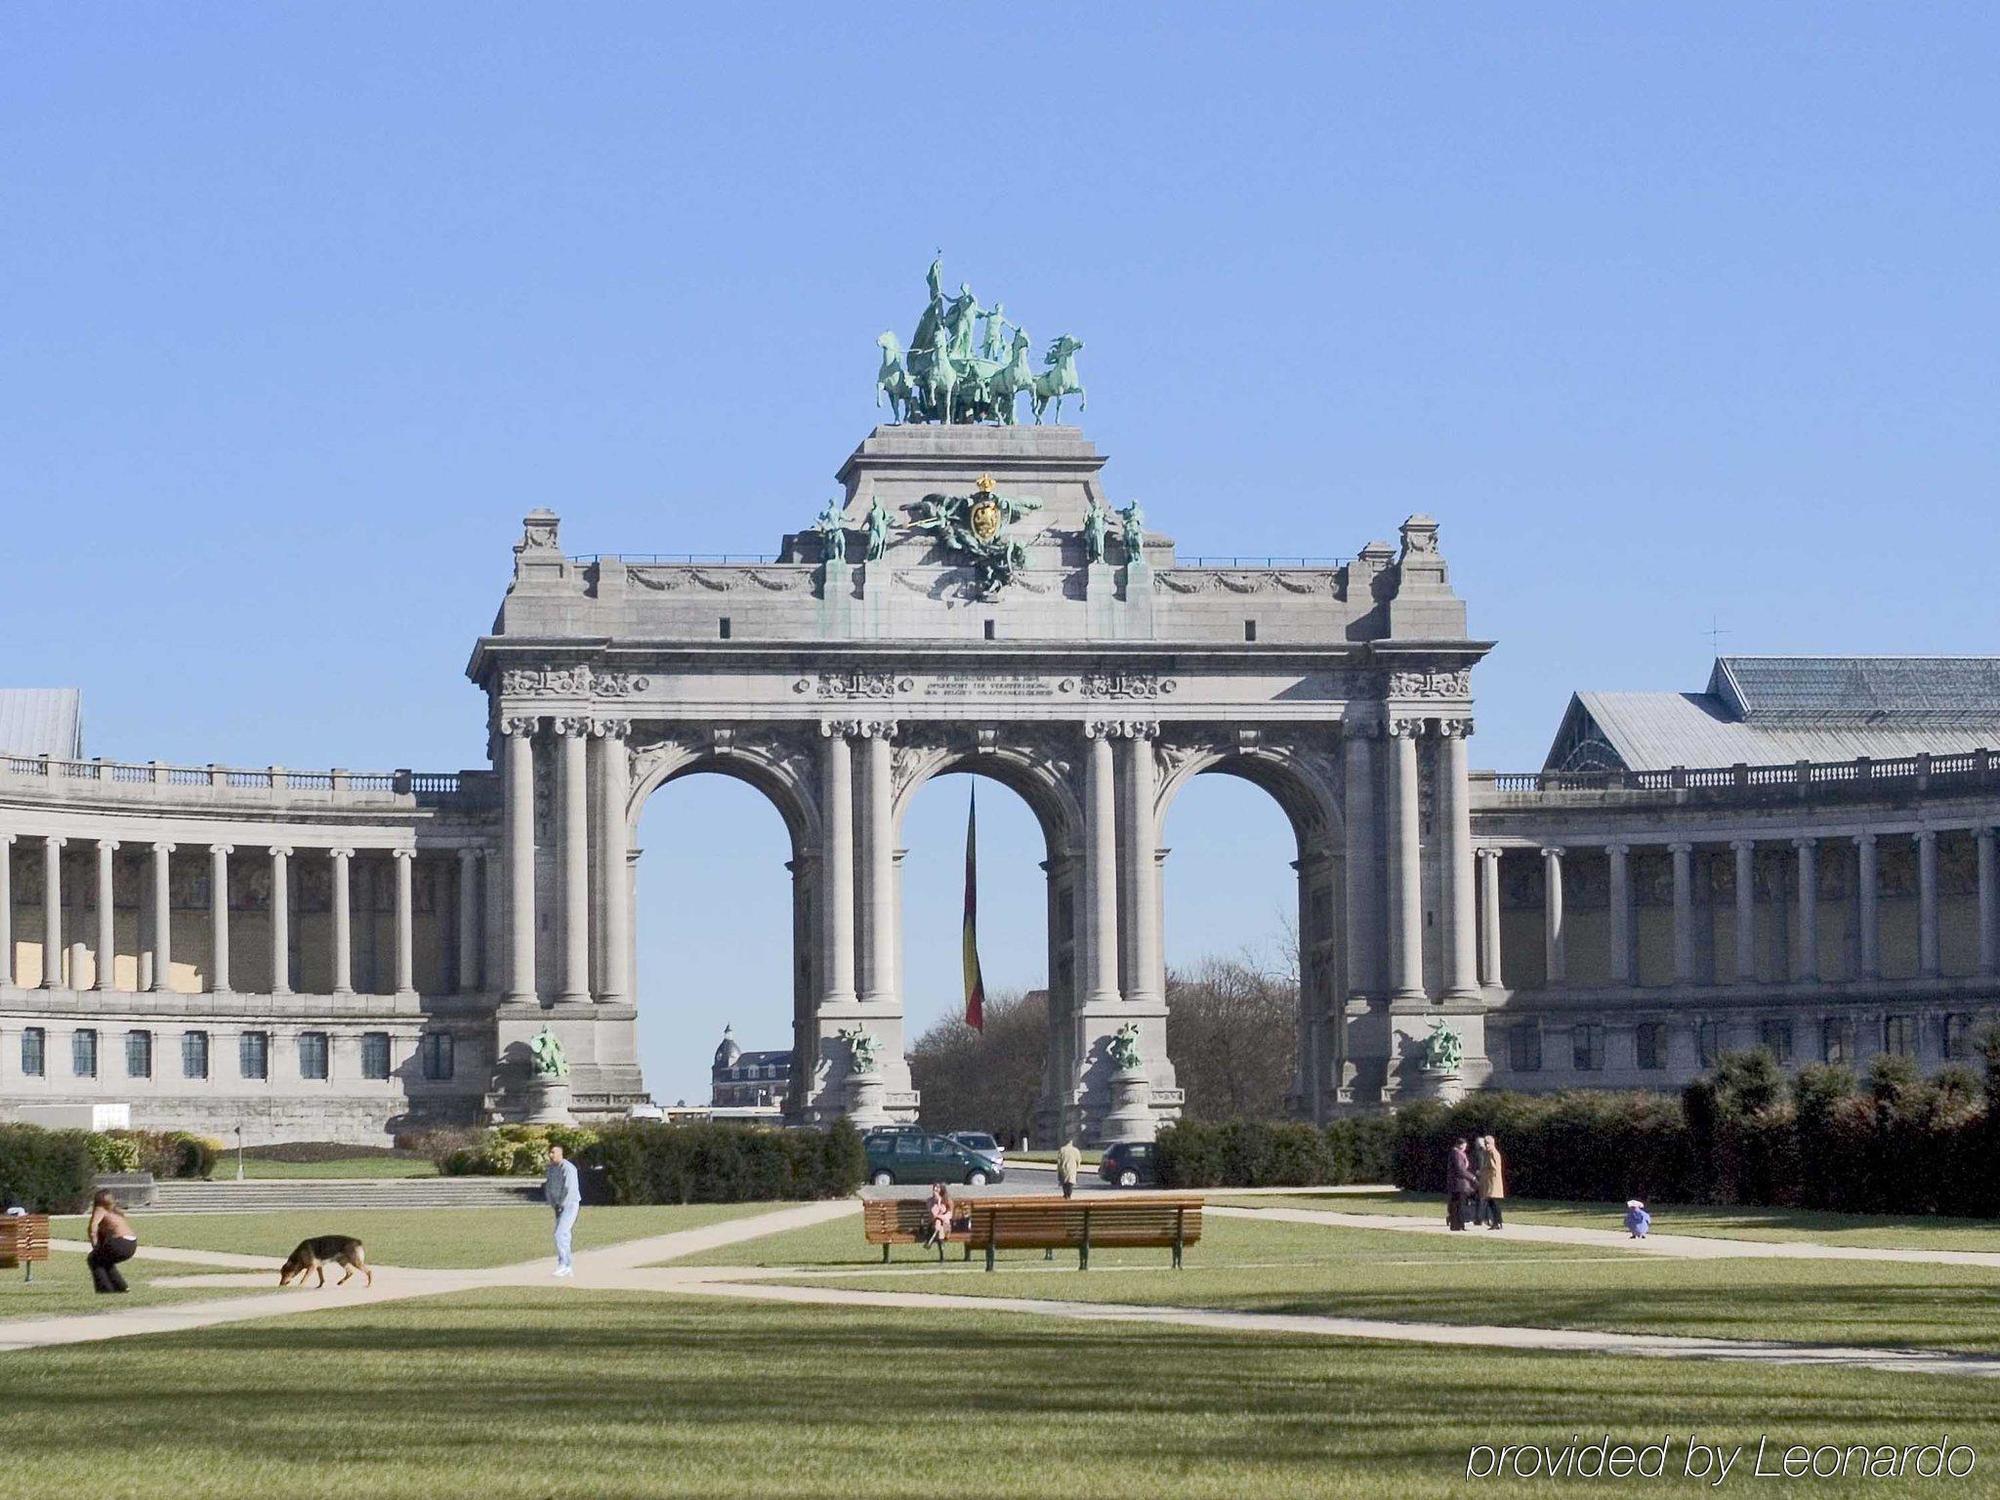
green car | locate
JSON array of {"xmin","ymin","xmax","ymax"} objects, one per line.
[{"xmin": 863, "ymin": 1127, "xmax": 1006, "ymax": 1186}]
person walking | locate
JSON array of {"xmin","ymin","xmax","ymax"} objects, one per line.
[
  {"xmin": 85, "ymin": 1190, "xmax": 139, "ymax": 1294},
  {"xmin": 1445, "ymin": 1138, "xmax": 1475, "ymax": 1231},
  {"xmin": 544, "ymin": 1143, "xmax": 581, "ymax": 1278},
  {"xmin": 1055, "ymin": 1138, "xmax": 1082, "ymax": 1201},
  {"xmin": 1469, "ymin": 1134, "xmax": 1489, "ymax": 1228},
  {"xmin": 1477, "ymin": 1134, "xmax": 1507, "ymax": 1230}
]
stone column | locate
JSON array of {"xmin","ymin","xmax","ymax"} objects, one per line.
[
  {"xmin": 1607, "ymin": 843, "xmax": 1633, "ymax": 986},
  {"xmin": 1856, "ymin": 832, "xmax": 1880, "ymax": 981},
  {"xmin": 1540, "ymin": 846, "xmax": 1566, "ymax": 986},
  {"xmin": 1438, "ymin": 720, "xmax": 1478, "ymax": 999},
  {"xmin": 856, "ymin": 722, "xmax": 898, "ymax": 1007},
  {"xmin": 1116, "ymin": 722, "xmax": 1162, "ymax": 1004},
  {"xmin": 1081, "ymin": 725, "xmax": 1121, "ymax": 1006},
  {"xmin": 269, "ymin": 847, "xmax": 291, "ymax": 996},
  {"xmin": 330, "ymin": 848, "xmax": 354, "ymax": 996},
  {"xmin": 594, "ymin": 719, "xmax": 633, "ymax": 1005},
  {"xmin": 1475, "ymin": 847, "xmax": 1502, "ymax": 988},
  {"xmin": 455, "ymin": 847, "xmax": 480, "ymax": 993},
  {"xmin": 819, "ymin": 723, "xmax": 856, "ymax": 1005},
  {"xmin": 1917, "ymin": 830, "xmax": 1940, "ymax": 978},
  {"xmin": 392, "ymin": 848, "xmax": 416, "ymax": 996},
  {"xmin": 1793, "ymin": 837, "xmax": 1819, "ymax": 983},
  {"xmin": 95, "ymin": 839, "xmax": 118, "ymax": 992},
  {"xmin": 1731, "ymin": 839, "xmax": 1756, "ymax": 982},
  {"xmin": 0, "ymin": 835, "xmax": 12, "ymax": 988},
  {"xmin": 555, "ymin": 718, "xmax": 591, "ymax": 1005},
  {"xmin": 483, "ymin": 846, "xmax": 505, "ymax": 997},
  {"xmin": 1385, "ymin": 721, "xmax": 1425, "ymax": 1001},
  {"xmin": 1341, "ymin": 728, "xmax": 1380, "ymax": 999},
  {"xmin": 149, "ymin": 842, "xmax": 173, "ymax": 993},
  {"xmin": 501, "ymin": 717, "xmax": 538, "ymax": 1005},
  {"xmin": 41, "ymin": 836, "xmax": 64, "ymax": 989},
  {"xmin": 208, "ymin": 845, "xmax": 232, "ymax": 993},
  {"xmin": 1977, "ymin": 827, "xmax": 1998, "ymax": 979},
  {"xmin": 1670, "ymin": 842, "xmax": 1695, "ymax": 985}
]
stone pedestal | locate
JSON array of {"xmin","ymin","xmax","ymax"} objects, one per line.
[
  {"xmin": 521, "ymin": 1076, "xmax": 574, "ymax": 1125},
  {"xmin": 1099, "ymin": 1064, "xmax": 1155, "ymax": 1144},
  {"xmin": 1400, "ymin": 1067, "xmax": 1465, "ymax": 1106},
  {"xmin": 845, "ymin": 1070, "xmax": 889, "ymax": 1130}
]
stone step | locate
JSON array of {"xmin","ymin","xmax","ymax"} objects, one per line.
[{"xmin": 144, "ymin": 1178, "xmax": 541, "ymax": 1213}]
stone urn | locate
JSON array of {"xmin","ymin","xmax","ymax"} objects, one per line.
[
  {"xmin": 1099, "ymin": 1064, "xmax": 1155, "ymax": 1144},
  {"xmin": 846, "ymin": 1069, "xmax": 889, "ymax": 1130},
  {"xmin": 522, "ymin": 1074, "xmax": 574, "ymax": 1125}
]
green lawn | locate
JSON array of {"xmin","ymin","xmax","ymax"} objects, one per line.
[
  {"xmin": 3, "ymin": 1290, "xmax": 1994, "ymax": 1498},
  {"xmin": 218, "ymin": 1155, "xmax": 441, "ymax": 1179},
  {"xmin": 697, "ymin": 1212, "xmax": 2000, "ymax": 1355},
  {"xmin": 0, "ymin": 1256, "xmax": 242, "ymax": 1322},
  {"xmin": 1224, "ymin": 1189, "xmax": 2000, "ymax": 1251},
  {"xmin": 50, "ymin": 1203, "xmax": 775, "ymax": 1270}
]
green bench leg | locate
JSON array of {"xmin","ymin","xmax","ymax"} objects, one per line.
[{"xmin": 882, "ymin": 1243, "xmax": 890, "ymax": 1264}]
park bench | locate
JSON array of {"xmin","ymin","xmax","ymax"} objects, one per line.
[
  {"xmin": 0, "ymin": 1215, "xmax": 51, "ymax": 1282},
  {"xmin": 861, "ymin": 1196, "xmax": 981, "ymax": 1261},
  {"xmin": 963, "ymin": 1194, "xmax": 1203, "ymax": 1271}
]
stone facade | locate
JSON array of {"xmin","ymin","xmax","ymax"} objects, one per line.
[{"xmin": 3, "ymin": 422, "xmax": 1994, "ymax": 1145}]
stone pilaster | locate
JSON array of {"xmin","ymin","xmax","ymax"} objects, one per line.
[
  {"xmin": 1080, "ymin": 724, "xmax": 1120, "ymax": 1007},
  {"xmin": 330, "ymin": 848, "xmax": 354, "ymax": 996},
  {"xmin": 208, "ymin": 844, "xmax": 232, "ymax": 994},
  {"xmin": 456, "ymin": 847, "xmax": 481, "ymax": 994},
  {"xmin": 1342, "ymin": 726, "xmax": 1381, "ymax": 1001},
  {"xmin": 1475, "ymin": 846, "xmax": 1502, "ymax": 988},
  {"xmin": 95, "ymin": 838, "xmax": 118, "ymax": 992},
  {"xmin": 149, "ymin": 842, "xmax": 173, "ymax": 993},
  {"xmin": 1792, "ymin": 837, "xmax": 1819, "ymax": 984},
  {"xmin": 392, "ymin": 848, "xmax": 416, "ymax": 997},
  {"xmin": 0, "ymin": 835, "xmax": 12, "ymax": 988},
  {"xmin": 554, "ymin": 718, "xmax": 592, "ymax": 1005},
  {"xmin": 1670, "ymin": 842, "xmax": 1695, "ymax": 985},
  {"xmin": 855, "ymin": 720, "xmax": 899, "ymax": 1007},
  {"xmin": 818, "ymin": 723, "xmax": 856, "ymax": 1006},
  {"xmin": 593, "ymin": 718, "xmax": 633, "ymax": 1005},
  {"xmin": 1437, "ymin": 719, "xmax": 1478, "ymax": 1000},
  {"xmin": 1385, "ymin": 720, "xmax": 1425, "ymax": 1001},
  {"xmin": 500, "ymin": 717, "xmax": 539, "ymax": 1006},
  {"xmin": 1917, "ymin": 830, "xmax": 1940, "ymax": 979},
  {"xmin": 1541, "ymin": 845, "xmax": 1566, "ymax": 986},
  {"xmin": 1977, "ymin": 827, "xmax": 1998, "ymax": 979},
  {"xmin": 1732, "ymin": 839, "xmax": 1757, "ymax": 982},
  {"xmin": 1607, "ymin": 843, "xmax": 1633, "ymax": 985},
  {"xmin": 270, "ymin": 846, "xmax": 291, "ymax": 996},
  {"xmin": 42, "ymin": 835, "xmax": 64, "ymax": 990}
]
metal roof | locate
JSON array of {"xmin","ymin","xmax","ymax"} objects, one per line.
[
  {"xmin": 1561, "ymin": 691, "xmax": 2000, "ymax": 771},
  {"xmin": 1710, "ymin": 656, "xmax": 2000, "ymax": 721},
  {"xmin": 0, "ymin": 689, "xmax": 82, "ymax": 758}
]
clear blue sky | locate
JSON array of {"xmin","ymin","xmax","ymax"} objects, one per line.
[{"xmin": 6, "ymin": 7, "xmax": 1997, "ymax": 1103}]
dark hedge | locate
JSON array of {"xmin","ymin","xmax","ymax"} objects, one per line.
[
  {"xmin": 584, "ymin": 1120, "xmax": 864, "ymax": 1205},
  {"xmin": 0, "ymin": 1125, "xmax": 96, "ymax": 1213}
]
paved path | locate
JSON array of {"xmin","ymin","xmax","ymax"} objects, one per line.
[
  {"xmin": 0, "ymin": 1199, "xmax": 857, "ymax": 1354},
  {"xmin": 1210, "ymin": 1205, "xmax": 2000, "ymax": 1267}
]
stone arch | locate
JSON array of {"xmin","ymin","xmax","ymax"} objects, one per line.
[
  {"xmin": 1152, "ymin": 730, "xmax": 1348, "ymax": 1122},
  {"xmin": 890, "ymin": 735, "xmax": 1083, "ymax": 859}
]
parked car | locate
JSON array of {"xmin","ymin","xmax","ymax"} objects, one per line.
[
  {"xmin": 1098, "ymin": 1141, "xmax": 1158, "ymax": 1188},
  {"xmin": 947, "ymin": 1131, "xmax": 1005, "ymax": 1169},
  {"xmin": 864, "ymin": 1128, "xmax": 1006, "ymax": 1187}
]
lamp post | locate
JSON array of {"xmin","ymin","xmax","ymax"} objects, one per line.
[{"xmin": 234, "ymin": 1124, "xmax": 244, "ymax": 1183}]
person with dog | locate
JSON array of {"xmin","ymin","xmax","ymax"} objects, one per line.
[
  {"xmin": 84, "ymin": 1190, "xmax": 139, "ymax": 1294},
  {"xmin": 545, "ymin": 1143, "xmax": 581, "ymax": 1278}
]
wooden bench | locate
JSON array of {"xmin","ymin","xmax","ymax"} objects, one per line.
[
  {"xmin": 861, "ymin": 1197, "xmax": 981, "ymax": 1261},
  {"xmin": 963, "ymin": 1194, "xmax": 1204, "ymax": 1271},
  {"xmin": 0, "ymin": 1215, "xmax": 51, "ymax": 1283}
]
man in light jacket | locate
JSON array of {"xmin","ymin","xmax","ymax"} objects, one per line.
[
  {"xmin": 1055, "ymin": 1139, "xmax": 1082, "ymax": 1200},
  {"xmin": 545, "ymin": 1144, "xmax": 581, "ymax": 1278}
]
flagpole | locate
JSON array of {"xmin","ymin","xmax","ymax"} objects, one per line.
[{"xmin": 962, "ymin": 782, "xmax": 985, "ymax": 1032}]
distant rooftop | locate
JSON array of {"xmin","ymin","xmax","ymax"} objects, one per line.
[
  {"xmin": 1545, "ymin": 657, "xmax": 2000, "ymax": 773},
  {"xmin": 0, "ymin": 689, "xmax": 82, "ymax": 758}
]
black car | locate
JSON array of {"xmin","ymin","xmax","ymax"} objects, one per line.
[{"xmin": 1098, "ymin": 1141, "xmax": 1158, "ymax": 1188}]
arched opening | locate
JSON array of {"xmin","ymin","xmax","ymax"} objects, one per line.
[
  {"xmin": 631, "ymin": 769, "xmax": 803, "ymax": 1114},
  {"xmin": 1158, "ymin": 754, "xmax": 1338, "ymax": 1121},
  {"xmin": 895, "ymin": 753, "xmax": 1077, "ymax": 1146}
]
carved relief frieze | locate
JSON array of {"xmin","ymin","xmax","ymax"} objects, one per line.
[
  {"xmin": 500, "ymin": 666, "xmax": 651, "ymax": 698},
  {"xmin": 805, "ymin": 670, "xmax": 911, "ymax": 700},
  {"xmin": 1386, "ymin": 666, "xmax": 1471, "ymax": 700},
  {"xmin": 1079, "ymin": 670, "xmax": 1176, "ymax": 700}
]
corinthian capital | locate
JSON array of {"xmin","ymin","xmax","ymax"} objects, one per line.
[
  {"xmin": 1436, "ymin": 718, "xmax": 1475, "ymax": 739},
  {"xmin": 499, "ymin": 716, "xmax": 541, "ymax": 739}
]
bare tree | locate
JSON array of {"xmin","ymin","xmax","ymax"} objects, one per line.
[
  {"xmin": 909, "ymin": 989, "xmax": 1048, "ymax": 1138},
  {"xmin": 1165, "ymin": 954, "xmax": 1298, "ymax": 1121}
]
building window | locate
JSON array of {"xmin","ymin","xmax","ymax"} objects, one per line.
[
  {"xmin": 421, "ymin": 1031, "xmax": 454, "ymax": 1081},
  {"xmin": 21, "ymin": 1027, "xmax": 46, "ymax": 1078},
  {"xmin": 182, "ymin": 1031, "xmax": 209, "ymax": 1080},
  {"xmin": 361, "ymin": 1032, "xmax": 392, "ymax": 1080},
  {"xmin": 1943, "ymin": 1013, "xmax": 1976, "ymax": 1060},
  {"xmin": 240, "ymin": 1031, "xmax": 269, "ymax": 1081},
  {"xmin": 1508, "ymin": 1022, "xmax": 1542, "ymax": 1073},
  {"xmin": 1635, "ymin": 1022, "xmax": 1666, "ymax": 1071},
  {"xmin": 1822, "ymin": 1018, "xmax": 1854, "ymax": 1065},
  {"xmin": 1696, "ymin": 1021, "xmax": 1720, "ymax": 1069},
  {"xmin": 298, "ymin": 1031, "xmax": 330, "ymax": 1081},
  {"xmin": 126, "ymin": 1030, "xmax": 153, "ymax": 1079},
  {"xmin": 1882, "ymin": 1015, "xmax": 1915, "ymax": 1058},
  {"xmin": 1758, "ymin": 1020, "xmax": 1793, "ymax": 1064},
  {"xmin": 1572, "ymin": 1023, "xmax": 1604, "ymax": 1072},
  {"xmin": 73, "ymin": 1029, "xmax": 98, "ymax": 1078}
]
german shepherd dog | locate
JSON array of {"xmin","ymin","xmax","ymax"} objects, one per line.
[{"xmin": 277, "ymin": 1235, "xmax": 373, "ymax": 1288}]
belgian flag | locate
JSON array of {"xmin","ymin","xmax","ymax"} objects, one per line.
[{"xmin": 962, "ymin": 785, "xmax": 985, "ymax": 1031}]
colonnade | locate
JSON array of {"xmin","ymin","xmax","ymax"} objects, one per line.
[
  {"xmin": 1482, "ymin": 824, "xmax": 2000, "ymax": 989},
  {"xmin": 0, "ymin": 833, "xmax": 489, "ymax": 996}
]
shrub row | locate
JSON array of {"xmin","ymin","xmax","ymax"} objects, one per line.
[
  {"xmin": 585, "ymin": 1120, "xmax": 864, "ymax": 1205},
  {"xmin": 0, "ymin": 1125, "xmax": 96, "ymax": 1213},
  {"xmin": 437, "ymin": 1124, "xmax": 602, "ymax": 1177},
  {"xmin": 1155, "ymin": 1117, "xmax": 1397, "ymax": 1188},
  {"xmin": 1392, "ymin": 1090, "xmax": 1697, "ymax": 1203}
]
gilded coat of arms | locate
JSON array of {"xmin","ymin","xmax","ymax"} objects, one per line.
[{"xmin": 906, "ymin": 474, "xmax": 1043, "ymax": 596}]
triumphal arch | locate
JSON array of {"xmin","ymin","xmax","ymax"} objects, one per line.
[{"xmin": 467, "ymin": 262, "xmax": 1492, "ymax": 1141}]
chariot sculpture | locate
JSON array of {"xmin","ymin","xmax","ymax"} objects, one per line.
[{"xmin": 875, "ymin": 257, "xmax": 1085, "ymax": 425}]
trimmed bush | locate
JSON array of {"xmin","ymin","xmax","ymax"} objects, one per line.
[
  {"xmin": 108, "ymin": 1130, "xmax": 220, "ymax": 1179},
  {"xmin": 1392, "ymin": 1091, "xmax": 1697, "ymax": 1204},
  {"xmin": 0, "ymin": 1124, "xmax": 96, "ymax": 1213},
  {"xmin": 1325, "ymin": 1115, "xmax": 1397, "ymax": 1184},
  {"xmin": 584, "ymin": 1120, "xmax": 863, "ymax": 1205},
  {"xmin": 1158, "ymin": 1120, "xmax": 1342, "ymax": 1188},
  {"xmin": 85, "ymin": 1133, "xmax": 143, "ymax": 1174},
  {"xmin": 440, "ymin": 1124, "xmax": 600, "ymax": 1177}
]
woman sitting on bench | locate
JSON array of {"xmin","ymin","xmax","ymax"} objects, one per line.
[
  {"xmin": 85, "ymin": 1190, "xmax": 139, "ymax": 1295},
  {"xmin": 923, "ymin": 1183, "xmax": 955, "ymax": 1253}
]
